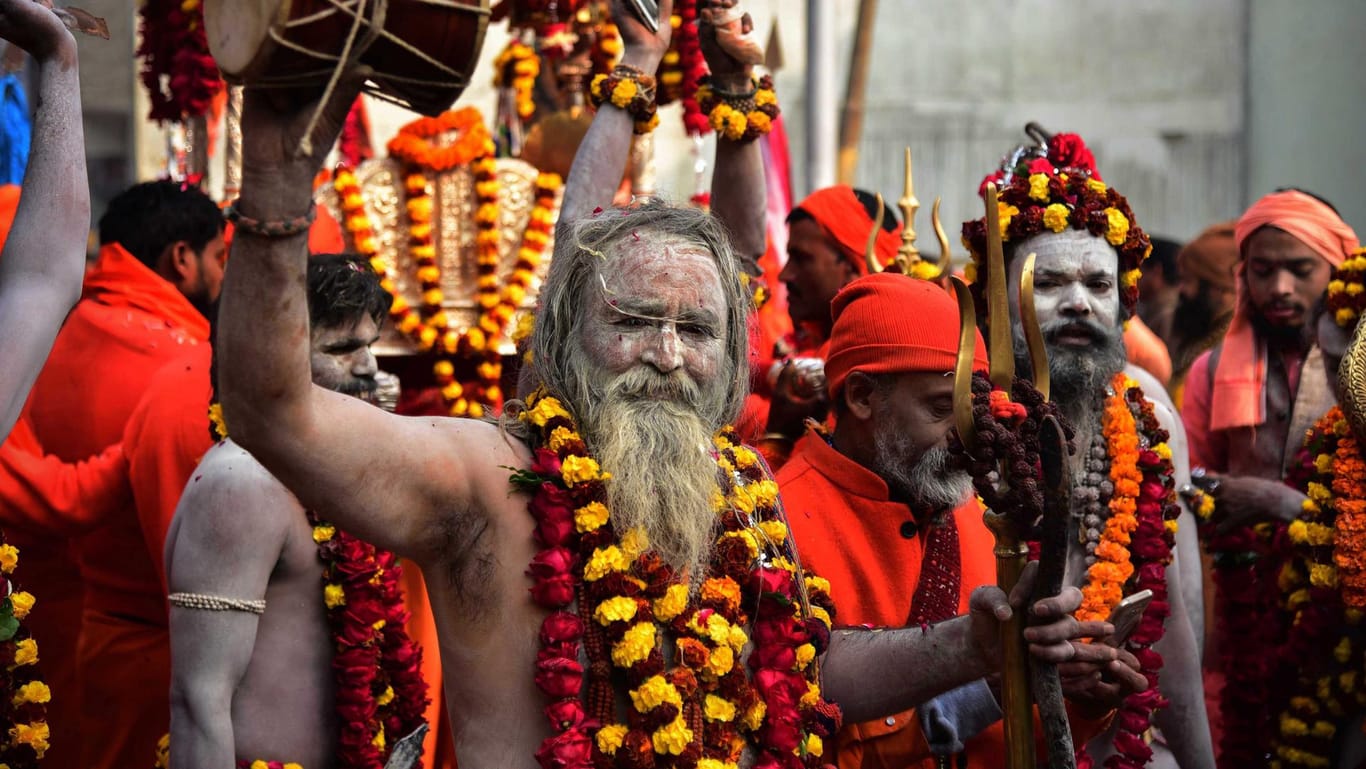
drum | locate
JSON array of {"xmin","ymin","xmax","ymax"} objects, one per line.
[{"xmin": 204, "ymin": 0, "xmax": 490, "ymax": 116}]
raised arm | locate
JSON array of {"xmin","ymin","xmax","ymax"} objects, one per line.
[
  {"xmin": 0, "ymin": 0, "xmax": 88, "ymax": 440},
  {"xmin": 699, "ymin": 0, "xmax": 766, "ymax": 269},
  {"xmin": 220, "ymin": 84, "xmax": 491, "ymax": 561},
  {"xmin": 559, "ymin": 0, "xmax": 673, "ymax": 221},
  {"xmin": 167, "ymin": 445, "xmax": 290, "ymax": 769}
]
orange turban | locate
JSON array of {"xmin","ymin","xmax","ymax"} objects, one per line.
[
  {"xmin": 1211, "ymin": 191, "xmax": 1361, "ymax": 431},
  {"xmin": 791, "ymin": 185, "xmax": 902, "ymax": 274},
  {"xmin": 825, "ymin": 273, "xmax": 988, "ymax": 398}
]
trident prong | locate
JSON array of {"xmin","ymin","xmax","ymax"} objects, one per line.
[
  {"xmin": 897, "ymin": 147, "xmax": 920, "ymax": 267},
  {"xmin": 932, "ymin": 196, "xmax": 952, "ymax": 279},
  {"xmin": 864, "ymin": 193, "xmax": 886, "ymax": 274},
  {"xmin": 950, "ymin": 276, "xmax": 979, "ymax": 452},
  {"xmin": 983, "ymin": 183, "xmax": 1015, "ymax": 391},
  {"xmin": 1020, "ymin": 253, "xmax": 1050, "ymax": 401}
]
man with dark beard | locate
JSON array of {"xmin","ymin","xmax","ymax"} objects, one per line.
[
  {"xmin": 216, "ymin": 4, "xmax": 1121, "ymax": 764},
  {"xmin": 164, "ymin": 255, "xmax": 429, "ymax": 769},
  {"xmin": 777, "ymin": 274, "xmax": 1142, "ymax": 768},
  {"xmin": 965, "ymin": 129, "xmax": 1213, "ymax": 769},
  {"xmin": 1182, "ymin": 190, "xmax": 1358, "ymax": 524}
]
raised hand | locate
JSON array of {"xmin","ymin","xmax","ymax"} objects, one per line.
[
  {"xmin": 698, "ymin": 0, "xmax": 761, "ymax": 84},
  {"xmin": 0, "ymin": 0, "xmax": 74, "ymax": 62},
  {"xmin": 612, "ymin": 0, "xmax": 673, "ymax": 66}
]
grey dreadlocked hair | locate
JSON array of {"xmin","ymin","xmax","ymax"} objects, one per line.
[{"xmin": 507, "ymin": 200, "xmax": 752, "ymax": 437}]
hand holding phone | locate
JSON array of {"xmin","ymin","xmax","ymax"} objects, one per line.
[{"xmin": 1102, "ymin": 589, "xmax": 1153, "ymax": 647}]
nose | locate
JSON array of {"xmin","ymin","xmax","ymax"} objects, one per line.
[
  {"xmin": 352, "ymin": 347, "xmax": 378, "ymax": 379},
  {"xmin": 640, "ymin": 324, "xmax": 683, "ymax": 373},
  {"xmin": 1271, "ymin": 268, "xmax": 1296, "ymax": 298},
  {"xmin": 1058, "ymin": 283, "xmax": 1091, "ymax": 317},
  {"xmin": 778, "ymin": 259, "xmax": 796, "ymax": 287}
]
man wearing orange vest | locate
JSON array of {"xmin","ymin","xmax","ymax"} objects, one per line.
[
  {"xmin": 778, "ymin": 274, "xmax": 1141, "ymax": 767},
  {"xmin": 23, "ymin": 180, "xmax": 225, "ymax": 769}
]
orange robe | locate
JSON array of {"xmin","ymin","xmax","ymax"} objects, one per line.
[
  {"xmin": 777, "ymin": 432, "xmax": 1109, "ymax": 768},
  {"xmin": 0, "ymin": 416, "xmax": 130, "ymax": 769},
  {"xmin": 25, "ymin": 243, "xmax": 209, "ymax": 769},
  {"xmin": 1123, "ymin": 316, "xmax": 1172, "ymax": 386}
]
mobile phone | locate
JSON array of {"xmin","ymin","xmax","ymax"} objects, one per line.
[
  {"xmin": 1102, "ymin": 589, "xmax": 1153, "ymax": 647},
  {"xmin": 625, "ymin": 0, "xmax": 661, "ymax": 32}
]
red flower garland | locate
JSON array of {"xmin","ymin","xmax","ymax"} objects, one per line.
[
  {"xmin": 1101, "ymin": 380, "xmax": 1179, "ymax": 769},
  {"xmin": 516, "ymin": 390, "xmax": 839, "ymax": 769},
  {"xmin": 310, "ymin": 513, "xmax": 430, "ymax": 769},
  {"xmin": 136, "ymin": 0, "xmax": 224, "ymax": 122},
  {"xmin": 0, "ymin": 536, "xmax": 46, "ymax": 768},
  {"xmin": 655, "ymin": 0, "xmax": 710, "ymax": 136}
]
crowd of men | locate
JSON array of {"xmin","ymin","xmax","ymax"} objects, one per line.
[{"xmin": 0, "ymin": 0, "xmax": 1360, "ymax": 768}]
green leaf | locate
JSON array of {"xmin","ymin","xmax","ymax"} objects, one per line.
[{"xmin": 0, "ymin": 598, "xmax": 18, "ymax": 642}]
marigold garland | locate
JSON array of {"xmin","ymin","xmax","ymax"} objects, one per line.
[
  {"xmin": 695, "ymin": 74, "xmax": 779, "ymax": 143},
  {"xmin": 311, "ymin": 513, "xmax": 429, "ymax": 769},
  {"xmin": 136, "ymin": 0, "xmax": 223, "ymax": 122},
  {"xmin": 0, "ymin": 535, "xmax": 48, "ymax": 769},
  {"xmin": 339, "ymin": 108, "xmax": 560, "ymax": 418},
  {"xmin": 516, "ymin": 390, "xmax": 840, "ymax": 769},
  {"xmin": 494, "ymin": 39, "xmax": 540, "ymax": 122},
  {"xmin": 589, "ymin": 65, "xmax": 660, "ymax": 135},
  {"xmin": 1081, "ymin": 374, "xmax": 1179, "ymax": 769},
  {"xmin": 1265, "ymin": 407, "xmax": 1366, "ymax": 769},
  {"xmin": 1327, "ymin": 247, "xmax": 1366, "ymax": 329}
]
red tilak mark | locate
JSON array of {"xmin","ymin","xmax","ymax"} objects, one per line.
[
  {"xmin": 592, "ymin": 206, "xmax": 604, "ymax": 216},
  {"xmin": 632, "ymin": 231, "xmax": 640, "ymax": 241}
]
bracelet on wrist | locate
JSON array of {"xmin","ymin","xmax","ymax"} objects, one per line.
[
  {"xmin": 589, "ymin": 65, "xmax": 660, "ymax": 135},
  {"xmin": 696, "ymin": 73, "xmax": 780, "ymax": 142},
  {"xmin": 224, "ymin": 203, "xmax": 316, "ymax": 239}
]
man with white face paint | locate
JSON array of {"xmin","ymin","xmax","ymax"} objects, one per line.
[
  {"xmin": 778, "ymin": 274, "xmax": 1135, "ymax": 768},
  {"xmin": 963, "ymin": 129, "xmax": 1214, "ymax": 769}
]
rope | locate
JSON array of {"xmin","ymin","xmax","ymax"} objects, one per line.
[{"xmin": 168, "ymin": 592, "xmax": 267, "ymax": 615}]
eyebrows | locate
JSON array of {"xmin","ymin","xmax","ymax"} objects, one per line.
[
  {"xmin": 607, "ymin": 297, "xmax": 722, "ymax": 328},
  {"xmin": 1035, "ymin": 267, "xmax": 1114, "ymax": 283}
]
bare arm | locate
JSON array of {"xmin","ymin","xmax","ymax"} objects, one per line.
[
  {"xmin": 220, "ymin": 81, "xmax": 508, "ymax": 562},
  {"xmin": 700, "ymin": 0, "xmax": 766, "ymax": 268},
  {"xmin": 167, "ymin": 444, "xmax": 290, "ymax": 769},
  {"xmin": 0, "ymin": 1, "xmax": 88, "ymax": 441},
  {"xmin": 559, "ymin": 0, "xmax": 673, "ymax": 222},
  {"xmin": 822, "ymin": 573, "xmax": 1116, "ymax": 723}
]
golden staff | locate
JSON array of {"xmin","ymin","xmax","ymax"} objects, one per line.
[{"xmin": 959, "ymin": 182, "xmax": 1035, "ymax": 769}]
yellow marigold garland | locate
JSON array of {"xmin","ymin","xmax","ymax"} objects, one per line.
[
  {"xmin": 493, "ymin": 38, "xmax": 539, "ymax": 121},
  {"xmin": 695, "ymin": 74, "xmax": 780, "ymax": 143},
  {"xmin": 1327, "ymin": 247, "xmax": 1366, "ymax": 329},
  {"xmin": 0, "ymin": 536, "xmax": 48, "ymax": 768}
]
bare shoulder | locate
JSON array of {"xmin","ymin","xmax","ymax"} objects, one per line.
[{"xmin": 171, "ymin": 440, "xmax": 298, "ymax": 549}]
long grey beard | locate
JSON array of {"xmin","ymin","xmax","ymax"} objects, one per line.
[{"xmin": 581, "ymin": 374, "xmax": 723, "ymax": 579}]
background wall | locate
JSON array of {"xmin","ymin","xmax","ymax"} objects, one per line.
[{"xmin": 71, "ymin": 0, "xmax": 1365, "ymax": 251}]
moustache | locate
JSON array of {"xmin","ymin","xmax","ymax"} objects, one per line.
[
  {"xmin": 609, "ymin": 368, "xmax": 701, "ymax": 403},
  {"xmin": 337, "ymin": 377, "xmax": 379, "ymax": 400},
  {"xmin": 1042, "ymin": 318, "xmax": 1112, "ymax": 345}
]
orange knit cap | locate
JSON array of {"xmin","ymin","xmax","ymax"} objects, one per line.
[
  {"xmin": 825, "ymin": 273, "xmax": 988, "ymax": 398},
  {"xmin": 791, "ymin": 185, "xmax": 902, "ymax": 274}
]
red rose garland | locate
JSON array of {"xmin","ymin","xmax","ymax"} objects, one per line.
[
  {"xmin": 516, "ymin": 389, "xmax": 840, "ymax": 769},
  {"xmin": 655, "ymin": 0, "xmax": 710, "ymax": 136},
  {"xmin": 137, "ymin": 0, "xmax": 224, "ymax": 122},
  {"xmin": 310, "ymin": 513, "xmax": 430, "ymax": 769}
]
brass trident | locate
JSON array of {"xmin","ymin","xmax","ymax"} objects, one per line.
[
  {"xmin": 946, "ymin": 182, "xmax": 1054, "ymax": 769},
  {"xmin": 862, "ymin": 148, "xmax": 953, "ymax": 280}
]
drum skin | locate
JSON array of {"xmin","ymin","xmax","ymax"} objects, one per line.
[{"xmin": 205, "ymin": 0, "xmax": 490, "ymax": 116}]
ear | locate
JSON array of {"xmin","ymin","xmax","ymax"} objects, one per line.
[
  {"xmin": 165, "ymin": 241, "xmax": 198, "ymax": 282},
  {"xmin": 842, "ymin": 371, "xmax": 877, "ymax": 421}
]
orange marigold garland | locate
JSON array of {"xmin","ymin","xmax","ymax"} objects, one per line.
[
  {"xmin": 0, "ymin": 536, "xmax": 48, "ymax": 768},
  {"xmin": 1077, "ymin": 375, "xmax": 1140, "ymax": 623},
  {"xmin": 338, "ymin": 109, "xmax": 560, "ymax": 418},
  {"xmin": 516, "ymin": 390, "xmax": 840, "ymax": 769}
]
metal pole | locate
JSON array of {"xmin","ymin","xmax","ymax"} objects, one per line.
[
  {"xmin": 837, "ymin": 0, "xmax": 877, "ymax": 185},
  {"xmin": 805, "ymin": 0, "xmax": 837, "ymax": 195}
]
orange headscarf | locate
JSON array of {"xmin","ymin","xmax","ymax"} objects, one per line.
[
  {"xmin": 1210, "ymin": 191, "xmax": 1360, "ymax": 431},
  {"xmin": 0, "ymin": 184, "xmax": 20, "ymax": 254},
  {"xmin": 791, "ymin": 185, "xmax": 902, "ymax": 274}
]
